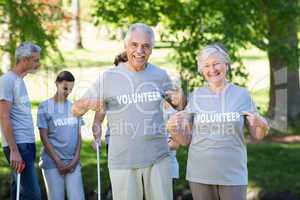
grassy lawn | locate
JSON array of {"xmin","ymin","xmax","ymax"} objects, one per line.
[
  {"xmin": 59, "ymin": 43, "xmax": 176, "ymax": 71},
  {"xmin": 0, "ymin": 141, "xmax": 299, "ymax": 199},
  {"xmin": 247, "ymin": 143, "xmax": 300, "ymax": 196}
]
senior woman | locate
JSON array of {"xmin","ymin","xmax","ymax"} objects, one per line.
[{"xmin": 167, "ymin": 43, "xmax": 269, "ymax": 200}]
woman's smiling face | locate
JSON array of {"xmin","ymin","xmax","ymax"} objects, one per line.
[{"xmin": 199, "ymin": 53, "xmax": 228, "ymax": 85}]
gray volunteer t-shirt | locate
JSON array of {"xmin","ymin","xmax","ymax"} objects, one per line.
[
  {"xmin": 185, "ymin": 83, "xmax": 256, "ymax": 185},
  {"xmin": 0, "ymin": 71, "xmax": 35, "ymax": 147},
  {"xmin": 85, "ymin": 63, "xmax": 172, "ymax": 169},
  {"xmin": 37, "ymin": 99, "xmax": 83, "ymax": 169}
]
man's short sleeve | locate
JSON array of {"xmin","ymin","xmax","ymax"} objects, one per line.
[
  {"xmin": 0, "ymin": 76, "xmax": 14, "ymax": 102},
  {"xmin": 81, "ymin": 72, "xmax": 105, "ymax": 101}
]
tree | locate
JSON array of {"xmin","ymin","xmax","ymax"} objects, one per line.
[
  {"xmin": 93, "ymin": 0, "xmax": 249, "ymax": 90},
  {"xmin": 262, "ymin": 0, "xmax": 299, "ymax": 131},
  {"xmin": 222, "ymin": 0, "xmax": 300, "ymax": 132},
  {"xmin": 0, "ymin": 0, "xmax": 64, "ymax": 72},
  {"xmin": 93, "ymin": 0, "xmax": 300, "ymax": 132},
  {"xmin": 71, "ymin": 0, "xmax": 83, "ymax": 49}
]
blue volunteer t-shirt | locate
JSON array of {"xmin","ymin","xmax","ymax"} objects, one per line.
[
  {"xmin": 0, "ymin": 71, "xmax": 35, "ymax": 147},
  {"xmin": 37, "ymin": 98, "xmax": 84, "ymax": 169}
]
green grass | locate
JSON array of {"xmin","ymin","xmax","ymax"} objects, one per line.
[
  {"xmin": 45, "ymin": 41, "xmax": 176, "ymax": 71},
  {"xmin": 80, "ymin": 141, "xmax": 111, "ymax": 197},
  {"xmin": 247, "ymin": 143, "xmax": 300, "ymax": 196},
  {"xmin": 1, "ymin": 141, "xmax": 300, "ymax": 199},
  {"xmin": 0, "ymin": 141, "xmax": 111, "ymax": 199},
  {"xmin": 0, "ymin": 41, "xmax": 176, "ymax": 72},
  {"xmin": 61, "ymin": 48, "xmax": 116, "ymax": 69},
  {"xmin": 240, "ymin": 55, "xmax": 267, "ymax": 60}
]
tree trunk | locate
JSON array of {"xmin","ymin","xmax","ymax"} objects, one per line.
[
  {"xmin": 1, "ymin": 21, "xmax": 11, "ymax": 73},
  {"xmin": 72, "ymin": 0, "xmax": 83, "ymax": 49},
  {"xmin": 267, "ymin": 51, "xmax": 288, "ymax": 132},
  {"xmin": 286, "ymin": 23, "xmax": 300, "ymax": 128},
  {"xmin": 1, "ymin": 10, "xmax": 16, "ymax": 72},
  {"xmin": 266, "ymin": 0, "xmax": 300, "ymax": 133},
  {"xmin": 1, "ymin": 53, "xmax": 11, "ymax": 73}
]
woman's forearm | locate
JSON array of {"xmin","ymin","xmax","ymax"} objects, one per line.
[
  {"xmin": 73, "ymin": 132, "xmax": 81, "ymax": 164},
  {"xmin": 249, "ymin": 116, "xmax": 269, "ymax": 140},
  {"xmin": 39, "ymin": 129, "xmax": 62, "ymax": 164}
]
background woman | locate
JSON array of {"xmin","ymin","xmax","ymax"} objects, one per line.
[{"xmin": 37, "ymin": 71, "xmax": 85, "ymax": 200}]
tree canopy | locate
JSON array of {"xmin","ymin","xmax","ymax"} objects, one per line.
[{"xmin": 0, "ymin": 0, "xmax": 65, "ymax": 71}]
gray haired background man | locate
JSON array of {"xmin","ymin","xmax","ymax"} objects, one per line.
[
  {"xmin": 0, "ymin": 42, "xmax": 42, "ymax": 200},
  {"xmin": 72, "ymin": 23, "xmax": 186, "ymax": 200}
]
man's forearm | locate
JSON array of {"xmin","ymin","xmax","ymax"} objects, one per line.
[
  {"xmin": 164, "ymin": 94, "xmax": 187, "ymax": 111},
  {"xmin": 72, "ymin": 99, "xmax": 90, "ymax": 117},
  {"xmin": 92, "ymin": 111, "xmax": 106, "ymax": 140},
  {"xmin": 72, "ymin": 98, "xmax": 104, "ymax": 117},
  {"xmin": 176, "ymin": 95, "xmax": 187, "ymax": 111},
  {"xmin": 0, "ymin": 116, "xmax": 18, "ymax": 152}
]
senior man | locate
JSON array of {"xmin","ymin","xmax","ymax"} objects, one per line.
[{"xmin": 72, "ymin": 23, "xmax": 186, "ymax": 200}]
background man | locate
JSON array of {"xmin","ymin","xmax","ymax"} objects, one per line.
[{"xmin": 0, "ymin": 42, "xmax": 42, "ymax": 200}]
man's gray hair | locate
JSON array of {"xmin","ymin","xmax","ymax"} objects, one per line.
[
  {"xmin": 197, "ymin": 43, "xmax": 231, "ymax": 72},
  {"xmin": 124, "ymin": 23, "xmax": 155, "ymax": 48},
  {"xmin": 15, "ymin": 42, "xmax": 41, "ymax": 63}
]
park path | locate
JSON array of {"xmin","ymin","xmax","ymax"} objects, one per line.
[{"xmin": 265, "ymin": 134, "xmax": 300, "ymax": 143}]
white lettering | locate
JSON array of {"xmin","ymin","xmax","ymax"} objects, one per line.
[
  {"xmin": 53, "ymin": 117, "xmax": 78, "ymax": 127},
  {"xmin": 115, "ymin": 91, "xmax": 162, "ymax": 105}
]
